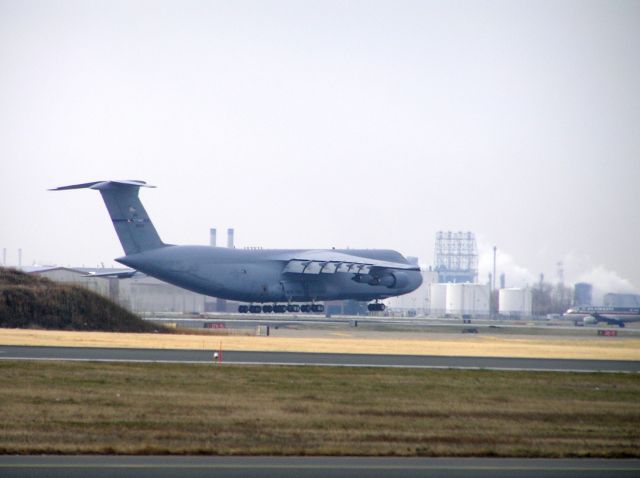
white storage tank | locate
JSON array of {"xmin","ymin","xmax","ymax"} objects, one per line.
[
  {"xmin": 445, "ymin": 283, "xmax": 490, "ymax": 317},
  {"xmin": 498, "ymin": 288, "xmax": 533, "ymax": 317},
  {"xmin": 429, "ymin": 283, "xmax": 447, "ymax": 316}
]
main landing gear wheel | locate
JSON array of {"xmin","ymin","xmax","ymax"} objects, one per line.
[
  {"xmin": 262, "ymin": 304, "xmax": 273, "ymax": 313},
  {"xmin": 287, "ymin": 304, "xmax": 300, "ymax": 313},
  {"xmin": 249, "ymin": 305, "xmax": 262, "ymax": 313},
  {"xmin": 311, "ymin": 304, "xmax": 324, "ymax": 313},
  {"xmin": 368, "ymin": 303, "xmax": 385, "ymax": 312},
  {"xmin": 273, "ymin": 304, "xmax": 287, "ymax": 313},
  {"xmin": 300, "ymin": 304, "xmax": 310, "ymax": 313},
  {"xmin": 238, "ymin": 305, "xmax": 249, "ymax": 313}
]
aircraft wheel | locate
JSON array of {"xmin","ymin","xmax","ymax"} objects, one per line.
[
  {"xmin": 262, "ymin": 305, "xmax": 273, "ymax": 313},
  {"xmin": 620, "ymin": 323, "xmax": 626, "ymax": 328},
  {"xmin": 300, "ymin": 304, "xmax": 310, "ymax": 313},
  {"xmin": 273, "ymin": 305, "xmax": 287, "ymax": 313},
  {"xmin": 249, "ymin": 305, "xmax": 262, "ymax": 313},
  {"xmin": 311, "ymin": 304, "xmax": 324, "ymax": 313},
  {"xmin": 287, "ymin": 304, "xmax": 300, "ymax": 313},
  {"xmin": 368, "ymin": 303, "xmax": 385, "ymax": 312},
  {"xmin": 238, "ymin": 305, "xmax": 249, "ymax": 313}
]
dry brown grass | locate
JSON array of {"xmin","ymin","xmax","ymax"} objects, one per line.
[
  {"xmin": 1, "ymin": 328, "xmax": 640, "ymax": 360},
  {"xmin": 0, "ymin": 361, "xmax": 639, "ymax": 456}
]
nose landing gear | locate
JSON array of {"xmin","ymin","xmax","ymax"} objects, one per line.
[{"xmin": 367, "ymin": 302, "xmax": 385, "ymax": 312}]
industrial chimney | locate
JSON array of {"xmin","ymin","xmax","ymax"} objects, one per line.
[
  {"xmin": 209, "ymin": 228, "xmax": 217, "ymax": 247},
  {"xmin": 227, "ymin": 228, "xmax": 234, "ymax": 248}
]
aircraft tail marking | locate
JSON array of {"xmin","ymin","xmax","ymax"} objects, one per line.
[{"xmin": 50, "ymin": 180, "xmax": 165, "ymax": 255}]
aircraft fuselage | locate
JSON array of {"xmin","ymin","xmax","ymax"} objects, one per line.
[{"xmin": 117, "ymin": 245, "xmax": 423, "ymax": 303}]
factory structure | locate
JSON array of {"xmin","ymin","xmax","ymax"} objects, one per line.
[
  {"xmin": 388, "ymin": 231, "xmax": 532, "ymax": 318},
  {"xmin": 389, "ymin": 231, "xmax": 492, "ymax": 318}
]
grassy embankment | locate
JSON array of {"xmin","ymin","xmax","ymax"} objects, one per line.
[
  {"xmin": 0, "ymin": 267, "xmax": 165, "ymax": 333},
  {"xmin": 1, "ymin": 360, "xmax": 638, "ymax": 457}
]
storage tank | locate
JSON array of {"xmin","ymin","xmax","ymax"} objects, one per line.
[
  {"xmin": 498, "ymin": 288, "xmax": 533, "ymax": 317},
  {"xmin": 429, "ymin": 283, "xmax": 447, "ymax": 316},
  {"xmin": 445, "ymin": 283, "xmax": 490, "ymax": 317},
  {"xmin": 573, "ymin": 282, "xmax": 592, "ymax": 306}
]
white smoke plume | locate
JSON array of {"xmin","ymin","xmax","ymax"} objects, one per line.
[{"xmin": 477, "ymin": 242, "xmax": 536, "ymax": 288}]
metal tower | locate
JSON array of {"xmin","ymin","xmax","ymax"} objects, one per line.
[{"xmin": 434, "ymin": 231, "xmax": 478, "ymax": 283}]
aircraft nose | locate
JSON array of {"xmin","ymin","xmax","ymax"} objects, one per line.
[{"xmin": 410, "ymin": 270, "xmax": 423, "ymax": 292}]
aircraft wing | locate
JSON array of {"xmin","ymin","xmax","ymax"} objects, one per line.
[{"xmin": 278, "ymin": 250, "xmax": 419, "ymax": 275}]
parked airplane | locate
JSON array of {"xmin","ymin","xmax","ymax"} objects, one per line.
[
  {"xmin": 563, "ymin": 306, "xmax": 640, "ymax": 328},
  {"xmin": 51, "ymin": 180, "xmax": 422, "ymax": 313}
]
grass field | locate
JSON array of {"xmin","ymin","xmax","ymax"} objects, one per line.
[{"xmin": 1, "ymin": 360, "xmax": 639, "ymax": 457}]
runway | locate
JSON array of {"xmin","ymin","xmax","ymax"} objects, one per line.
[
  {"xmin": 1, "ymin": 345, "xmax": 638, "ymax": 372},
  {"xmin": 0, "ymin": 456, "xmax": 638, "ymax": 478}
]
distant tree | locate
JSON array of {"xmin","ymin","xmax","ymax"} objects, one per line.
[{"xmin": 532, "ymin": 281, "xmax": 573, "ymax": 316}]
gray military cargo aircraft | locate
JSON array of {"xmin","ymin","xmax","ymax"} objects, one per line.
[{"xmin": 51, "ymin": 180, "xmax": 422, "ymax": 313}]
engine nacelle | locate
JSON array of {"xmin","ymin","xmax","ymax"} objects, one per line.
[
  {"xmin": 353, "ymin": 271, "xmax": 409, "ymax": 289},
  {"xmin": 583, "ymin": 316, "xmax": 598, "ymax": 325},
  {"xmin": 389, "ymin": 271, "xmax": 409, "ymax": 289}
]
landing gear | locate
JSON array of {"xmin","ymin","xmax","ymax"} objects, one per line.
[
  {"xmin": 238, "ymin": 303, "xmax": 324, "ymax": 314},
  {"xmin": 368, "ymin": 302, "xmax": 385, "ymax": 312}
]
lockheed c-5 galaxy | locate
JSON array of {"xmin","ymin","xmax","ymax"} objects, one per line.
[{"xmin": 51, "ymin": 180, "xmax": 422, "ymax": 313}]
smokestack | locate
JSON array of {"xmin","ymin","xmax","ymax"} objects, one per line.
[
  {"xmin": 492, "ymin": 246, "xmax": 497, "ymax": 291},
  {"xmin": 227, "ymin": 228, "xmax": 234, "ymax": 248},
  {"xmin": 18, "ymin": 248, "xmax": 22, "ymax": 268},
  {"xmin": 209, "ymin": 228, "xmax": 217, "ymax": 247}
]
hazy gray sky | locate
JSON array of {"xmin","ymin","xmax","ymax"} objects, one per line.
[{"xmin": 1, "ymin": 0, "xmax": 639, "ymax": 298}]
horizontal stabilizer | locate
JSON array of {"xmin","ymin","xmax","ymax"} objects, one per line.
[
  {"xmin": 49, "ymin": 180, "xmax": 155, "ymax": 191},
  {"xmin": 83, "ymin": 269, "xmax": 143, "ymax": 279}
]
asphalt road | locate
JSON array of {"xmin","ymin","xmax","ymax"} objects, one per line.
[
  {"xmin": 1, "ymin": 345, "xmax": 638, "ymax": 372},
  {"xmin": 0, "ymin": 456, "xmax": 638, "ymax": 478}
]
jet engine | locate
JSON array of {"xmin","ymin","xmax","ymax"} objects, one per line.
[
  {"xmin": 353, "ymin": 271, "xmax": 409, "ymax": 289},
  {"xmin": 583, "ymin": 316, "xmax": 598, "ymax": 325}
]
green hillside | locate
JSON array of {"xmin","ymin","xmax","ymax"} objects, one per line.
[{"xmin": 0, "ymin": 267, "xmax": 165, "ymax": 332}]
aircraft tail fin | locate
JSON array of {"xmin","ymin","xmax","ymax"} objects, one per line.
[{"xmin": 50, "ymin": 180, "xmax": 165, "ymax": 255}]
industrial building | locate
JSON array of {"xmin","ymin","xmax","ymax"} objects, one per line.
[
  {"xmin": 604, "ymin": 293, "xmax": 640, "ymax": 307},
  {"xmin": 25, "ymin": 266, "xmax": 213, "ymax": 314}
]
